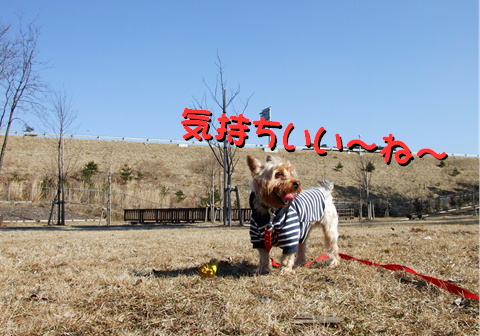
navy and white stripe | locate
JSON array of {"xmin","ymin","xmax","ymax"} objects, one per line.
[{"xmin": 250, "ymin": 188, "xmax": 326, "ymax": 254}]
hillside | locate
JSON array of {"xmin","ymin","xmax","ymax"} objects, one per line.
[{"xmin": 0, "ymin": 135, "xmax": 478, "ymax": 217}]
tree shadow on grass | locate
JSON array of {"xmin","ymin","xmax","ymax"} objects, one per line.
[{"xmin": 135, "ymin": 260, "xmax": 257, "ymax": 279}]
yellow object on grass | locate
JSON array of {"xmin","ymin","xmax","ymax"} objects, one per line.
[{"xmin": 199, "ymin": 262, "xmax": 218, "ymax": 278}]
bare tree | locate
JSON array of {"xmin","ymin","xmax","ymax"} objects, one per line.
[
  {"xmin": 44, "ymin": 90, "xmax": 78, "ymax": 225},
  {"xmin": 354, "ymin": 152, "xmax": 379, "ymax": 220},
  {"xmin": 192, "ymin": 56, "xmax": 253, "ymax": 226},
  {"xmin": 0, "ymin": 17, "xmax": 47, "ymax": 173}
]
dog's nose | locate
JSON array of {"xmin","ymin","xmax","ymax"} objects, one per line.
[{"xmin": 293, "ymin": 181, "xmax": 300, "ymax": 189}]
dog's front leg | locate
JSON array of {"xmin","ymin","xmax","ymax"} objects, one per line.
[
  {"xmin": 257, "ymin": 248, "xmax": 271, "ymax": 275},
  {"xmin": 295, "ymin": 242, "xmax": 308, "ymax": 267},
  {"xmin": 280, "ymin": 253, "xmax": 296, "ymax": 275}
]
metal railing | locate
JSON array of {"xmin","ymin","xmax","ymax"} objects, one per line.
[{"xmin": 2, "ymin": 131, "xmax": 479, "ymax": 157}]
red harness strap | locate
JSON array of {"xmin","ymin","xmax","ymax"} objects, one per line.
[
  {"xmin": 264, "ymin": 207, "xmax": 280, "ymax": 253},
  {"xmin": 264, "ymin": 229, "xmax": 273, "ymax": 253},
  {"xmin": 270, "ymin": 253, "xmax": 479, "ymax": 299}
]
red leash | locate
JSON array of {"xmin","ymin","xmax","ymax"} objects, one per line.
[{"xmin": 270, "ymin": 253, "xmax": 479, "ymax": 300}]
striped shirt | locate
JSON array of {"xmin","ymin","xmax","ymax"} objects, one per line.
[{"xmin": 250, "ymin": 188, "xmax": 326, "ymax": 254}]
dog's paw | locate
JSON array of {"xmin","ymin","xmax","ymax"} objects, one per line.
[
  {"xmin": 257, "ymin": 267, "xmax": 271, "ymax": 275},
  {"xmin": 279, "ymin": 267, "xmax": 296, "ymax": 275},
  {"xmin": 295, "ymin": 258, "xmax": 307, "ymax": 267},
  {"xmin": 327, "ymin": 258, "xmax": 340, "ymax": 268}
]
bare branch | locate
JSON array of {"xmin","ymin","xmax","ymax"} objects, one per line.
[
  {"xmin": 0, "ymin": 24, "xmax": 15, "ymax": 83},
  {"xmin": 0, "ymin": 17, "xmax": 48, "ymax": 173},
  {"xmin": 191, "ymin": 54, "xmax": 254, "ymax": 225}
]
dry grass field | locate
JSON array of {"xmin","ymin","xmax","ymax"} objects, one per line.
[
  {"xmin": 1, "ymin": 218, "xmax": 478, "ymax": 335},
  {"xmin": 1, "ymin": 135, "xmax": 478, "ymax": 210}
]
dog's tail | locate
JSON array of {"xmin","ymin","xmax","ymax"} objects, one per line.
[{"xmin": 318, "ymin": 180, "xmax": 334, "ymax": 191}]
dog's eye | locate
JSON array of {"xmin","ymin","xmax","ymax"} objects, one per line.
[{"xmin": 275, "ymin": 171, "xmax": 284, "ymax": 178}]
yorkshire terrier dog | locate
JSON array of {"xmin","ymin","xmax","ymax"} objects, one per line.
[{"xmin": 247, "ymin": 155, "xmax": 340, "ymax": 275}]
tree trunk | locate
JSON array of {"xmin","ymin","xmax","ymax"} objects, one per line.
[
  {"xmin": 0, "ymin": 105, "xmax": 16, "ymax": 173},
  {"xmin": 56, "ymin": 132, "xmax": 66, "ymax": 225}
]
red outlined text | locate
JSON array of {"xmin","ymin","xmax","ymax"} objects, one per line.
[{"xmin": 181, "ymin": 108, "xmax": 448, "ymax": 166}]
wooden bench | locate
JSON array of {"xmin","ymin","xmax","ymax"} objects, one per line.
[
  {"xmin": 406, "ymin": 214, "xmax": 428, "ymax": 220},
  {"xmin": 124, "ymin": 207, "xmax": 252, "ymax": 224},
  {"xmin": 337, "ymin": 208, "xmax": 355, "ymax": 220}
]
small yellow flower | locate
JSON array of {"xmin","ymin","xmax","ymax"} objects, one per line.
[{"xmin": 199, "ymin": 262, "xmax": 218, "ymax": 278}]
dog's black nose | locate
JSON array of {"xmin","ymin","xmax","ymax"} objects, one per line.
[{"xmin": 293, "ymin": 181, "xmax": 300, "ymax": 188}]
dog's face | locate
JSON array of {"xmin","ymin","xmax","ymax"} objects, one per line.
[{"xmin": 247, "ymin": 155, "xmax": 302, "ymax": 208}]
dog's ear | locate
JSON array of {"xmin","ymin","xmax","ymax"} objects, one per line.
[{"xmin": 247, "ymin": 155, "xmax": 262, "ymax": 177}]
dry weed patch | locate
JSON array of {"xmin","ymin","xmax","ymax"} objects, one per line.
[
  {"xmin": 2, "ymin": 136, "xmax": 478, "ymax": 210},
  {"xmin": 0, "ymin": 222, "xmax": 478, "ymax": 335}
]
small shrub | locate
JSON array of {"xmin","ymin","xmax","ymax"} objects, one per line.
[
  {"xmin": 159, "ymin": 185, "xmax": 170, "ymax": 198},
  {"xmin": 136, "ymin": 171, "xmax": 144, "ymax": 181},
  {"xmin": 175, "ymin": 190, "xmax": 186, "ymax": 202},
  {"xmin": 199, "ymin": 190, "xmax": 220, "ymax": 207},
  {"xmin": 366, "ymin": 161, "xmax": 376, "ymax": 173},
  {"xmin": 120, "ymin": 164, "xmax": 134, "ymax": 183},
  {"xmin": 334, "ymin": 162, "xmax": 343, "ymax": 172},
  {"xmin": 81, "ymin": 161, "xmax": 99, "ymax": 187}
]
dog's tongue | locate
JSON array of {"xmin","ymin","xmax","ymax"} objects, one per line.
[{"xmin": 283, "ymin": 193, "xmax": 295, "ymax": 203}]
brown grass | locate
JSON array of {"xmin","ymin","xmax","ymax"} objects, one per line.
[{"xmin": 1, "ymin": 219, "xmax": 478, "ymax": 335}]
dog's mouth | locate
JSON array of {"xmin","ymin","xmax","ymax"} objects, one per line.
[
  {"xmin": 260, "ymin": 182, "xmax": 301, "ymax": 208},
  {"xmin": 276, "ymin": 183, "xmax": 301, "ymax": 205},
  {"xmin": 282, "ymin": 193, "xmax": 295, "ymax": 204},
  {"xmin": 276, "ymin": 192, "xmax": 296, "ymax": 205}
]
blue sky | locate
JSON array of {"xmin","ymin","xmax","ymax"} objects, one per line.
[{"xmin": 1, "ymin": 1, "xmax": 478, "ymax": 155}]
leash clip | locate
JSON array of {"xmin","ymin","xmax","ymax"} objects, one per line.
[{"xmin": 268, "ymin": 208, "xmax": 276, "ymax": 225}]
